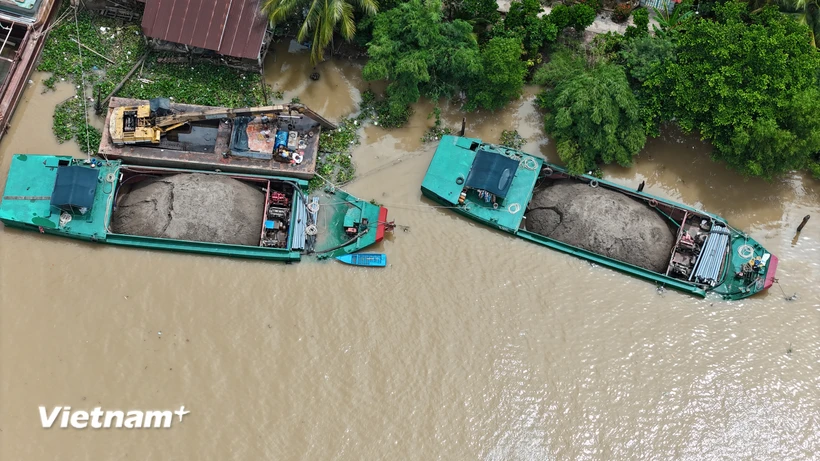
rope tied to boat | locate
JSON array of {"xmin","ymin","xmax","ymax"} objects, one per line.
[
  {"xmin": 73, "ymin": 7, "xmax": 92, "ymax": 158},
  {"xmin": 774, "ymin": 279, "xmax": 798, "ymax": 301}
]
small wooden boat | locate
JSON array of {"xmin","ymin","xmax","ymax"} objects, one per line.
[
  {"xmin": 336, "ymin": 253, "xmax": 387, "ymax": 267},
  {"xmin": 0, "ymin": 154, "xmax": 393, "ymax": 262},
  {"xmin": 421, "ymin": 135, "xmax": 778, "ymax": 300}
]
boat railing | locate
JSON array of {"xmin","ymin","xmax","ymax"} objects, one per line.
[{"xmin": 664, "ymin": 210, "xmax": 689, "ymax": 277}]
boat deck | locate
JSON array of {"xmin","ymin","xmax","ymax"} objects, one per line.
[
  {"xmin": 98, "ymin": 98, "xmax": 322, "ymax": 179},
  {"xmin": 0, "ymin": 154, "xmax": 114, "ymax": 239},
  {"xmin": 420, "ymin": 136, "xmax": 543, "ymax": 232}
]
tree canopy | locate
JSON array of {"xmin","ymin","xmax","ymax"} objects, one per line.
[
  {"xmin": 665, "ymin": 2, "xmax": 820, "ymax": 177},
  {"xmin": 535, "ymin": 50, "xmax": 647, "ymax": 174},
  {"xmin": 467, "ymin": 37, "xmax": 528, "ymax": 110},
  {"xmin": 262, "ymin": 0, "xmax": 378, "ymax": 64},
  {"xmin": 362, "ymin": 0, "xmax": 481, "ymax": 122}
]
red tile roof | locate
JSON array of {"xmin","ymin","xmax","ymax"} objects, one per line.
[{"xmin": 141, "ymin": 0, "xmax": 268, "ymax": 60}]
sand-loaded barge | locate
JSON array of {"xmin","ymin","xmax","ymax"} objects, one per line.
[
  {"xmin": 0, "ymin": 154, "xmax": 392, "ymax": 262},
  {"xmin": 421, "ymin": 135, "xmax": 778, "ymax": 300}
]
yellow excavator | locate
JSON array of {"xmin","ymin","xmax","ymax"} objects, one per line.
[{"xmin": 108, "ymin": 98, "xmax": 336, "ymax": 145}]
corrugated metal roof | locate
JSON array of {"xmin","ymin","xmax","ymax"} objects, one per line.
[{"xmin": 141, "ymin": 0, "xmax": 268, "ymax": 60}]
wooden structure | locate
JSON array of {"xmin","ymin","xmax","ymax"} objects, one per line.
[{"xmin": 0, "ymin": 0, "xmax": 59, "ymax": 140}]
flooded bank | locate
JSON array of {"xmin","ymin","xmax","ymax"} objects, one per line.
[{"xmin": 1, "ymin": 62, "xmax": 819, "ymax": 461}]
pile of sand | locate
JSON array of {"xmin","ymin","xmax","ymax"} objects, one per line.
[
  {"xmin": 111, "ymin": 173, "xmax": 265, "ymax": 246},
  {"xmin": 525, "ymin": 181, "xmax": 675, "ymax": 272}
]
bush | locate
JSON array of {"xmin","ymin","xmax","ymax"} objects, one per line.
[
  {"xmin": 569, "ymin": 4, "xmax": 597, "ymax": 32},
  {"xmin": 625, "ymin": 7, "xmax": 649, "ymax": 38},
  {"xmin": 612, "ymin": 3, "xmax": 632, "ymax": 23},
  {"xmin": 548, "ymin": 3, "xmax": 571, "ymax": 29},
  {"xmin": 576, "ymin": 0, "xmax": 602, "ymax": 12},
  {"xmin": 534, "ymin": 50, "xmax": 646, "ymax": 174}
]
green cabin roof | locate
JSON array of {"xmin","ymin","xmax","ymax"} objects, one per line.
[{"xmin": 421, "ymin": 136, "xmax": 543, "ymax": 232}]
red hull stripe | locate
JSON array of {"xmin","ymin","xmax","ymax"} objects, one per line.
[
  {"xmin": 764, "ymin": 254, "xmax": 779, "ymax": 290},
  {"xmin": 376, "ymin": 207, "xmax": 388, "ymax": 242}
]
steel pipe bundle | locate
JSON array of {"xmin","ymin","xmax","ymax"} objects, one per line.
[
  {"xmin": 293, "ymin": 192, "xmax": 307, "ymax": 250},
  {"xmin": 689, "ymin": 226, "xmax": 730, "ymax": 284}
]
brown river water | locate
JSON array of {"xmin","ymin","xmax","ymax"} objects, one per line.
[{"xmin": 1, "ymin": 44, "xmax": 819, "ymax": 460}]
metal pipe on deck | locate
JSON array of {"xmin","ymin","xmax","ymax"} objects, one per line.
[{"xmin": 692, "ymin": 231, "xmax": 718, "ymax": 280}]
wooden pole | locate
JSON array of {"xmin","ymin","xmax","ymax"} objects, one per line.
[
  {"xmin": 797, "ymin": 215, "xmax": 810, "ymax": 233},
  {"xmin": 260, "ymin": 59, "xmax": 268, "ymax": 105},
  {"xmin": 100, "ymin": 52, "xmax": 148, "ymax": 108},
  {"xmin": 70, "ymin": 38, "xmax": 116, "ymax": 64},
  {"xmin": 459, "ymin": 117, "xmax": 465, "ymax": 136}
]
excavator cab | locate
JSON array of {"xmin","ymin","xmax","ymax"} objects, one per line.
[{"xmin": 109, "ymin": 103, "xmax": 161, "ymax": 145}]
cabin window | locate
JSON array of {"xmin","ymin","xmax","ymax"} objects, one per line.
[{"xmin": 58, "ymin": 160, "xmax": 70, "ymax": 166}]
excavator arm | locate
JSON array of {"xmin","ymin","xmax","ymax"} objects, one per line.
[
  {"xmin": 153, "ymin": 104, "xmax": 338, "ymax": 130},
  {"xmin": 109, "ymin": 100, "xmax": 337, "ymax": 146}
]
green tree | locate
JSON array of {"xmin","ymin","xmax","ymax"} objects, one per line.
[
  {"xmin": 363, "ymin": 0, "xmax": 482, "ymax": 123},
  {"xmin": 618, "ymin": 34, "xmax": 676, "ymax": 135},
  {"xmin": 625, "ymin": 7, "xmax": 650, "ymax": 38},
  {"xmin": 467, "ymin": 37, "xmax": 527, "ymax": 110},
  {"xmin": 549, "ymin": 4, "xmax": 572, "ymax": 29},
  {"xmin": 666, "ymin": 2, "xmax": 820, "ymax": 177},
  {"xmin": 261, "ymin": 0, "xmax": 378, "ymax": 64},
  {"xmin": 498, "ymin": 0, "xmax": 558, "ymax": 56},
  {"xmin": 447, "ymin": 0, "xmax": 501, "ymax": 24},
  {"xmin": 778, "ymin": 0, "xmax": 820, "ymax": 46},
  {"xmin": 534, "ymin": 50, "xmax": 647, "ymax": 174},
  {"xmin": 569, "ymin": 4, "xmax": 597, "ymax": 32}
]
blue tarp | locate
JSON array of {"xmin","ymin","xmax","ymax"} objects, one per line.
[
  {"xmin": 50, "ymin": 166, "xmax": 99, "ymax": 211},
  {"xmin": 465, "ymin": 149, "xmax": 518, "ymax": 199}
]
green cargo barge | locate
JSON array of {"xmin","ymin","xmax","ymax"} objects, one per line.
[
  {"xmin": 1, "ymin": 155, "xmax": 392, "ymax": 262},
  {"xmin": 421, "ymin": 136, "xmax": 778, "ymax": 300}
]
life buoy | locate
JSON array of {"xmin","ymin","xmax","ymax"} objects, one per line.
[
  {"xmin": 293, "ymin": 152, "xmax": 304, "ymax": 164},
  {"xmin": 543, "ymin": 167, "xmax": 553, "ymax": 176},
  {"xmin": 508, "ymin": 203, "xmax": 521, "ymax": 214},
  {"xmin": 648, "ymin": 199, "xmax": 658, "ymax": 207},
  {"xmin": 522, "ymin": 157, "xmax": 538, "ymax": 170},
  {"xmin": 589, "ymin": 179, "xmax": 599, "ymax": 188},
  {"xmin": 737, "ymin": 244, "xmax": 754, "ymax": 259}
]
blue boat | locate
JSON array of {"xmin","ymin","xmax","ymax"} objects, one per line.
[{"xmin": 336, "ymin": 253, "xmax": 387, "ymax": 267}]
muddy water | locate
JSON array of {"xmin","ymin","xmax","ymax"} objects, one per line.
[{"xmin": 1, "ymin": 61, "xmax": 819, "ymax": 461}]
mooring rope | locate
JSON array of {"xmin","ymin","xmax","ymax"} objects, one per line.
[
  {"xmin": 775, "ymin": 279, "xmax": 798, "ymax": 301},
  {"xmin": 313, "ymin": 172, "xmax": 463, "ymax": 212},
  {"xmin": 73, "ymin": 7, "xmax": 92, "ymax": 158}
]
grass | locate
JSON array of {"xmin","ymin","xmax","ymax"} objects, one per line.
[
  {"xmin": 40, "ymin": 8, "xmax": 368, "ymax": 192},
  {"xmin": 38, "ymin": 8, "xmax": 269, "ymax": 154},
  {"xmin": 499, "ymin": 129, "xmax": 525, "ymax": 150},
  {"xmin": 311, "ymin": 118, "xmax": 360, "ymax": 191},
  {"xmin": 421, "ymin": 106, "xmax": 452, "ymax": 143},
  {"xmin": 38, "ymin": 8, "xmax": 146, "ymax": 152}
]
